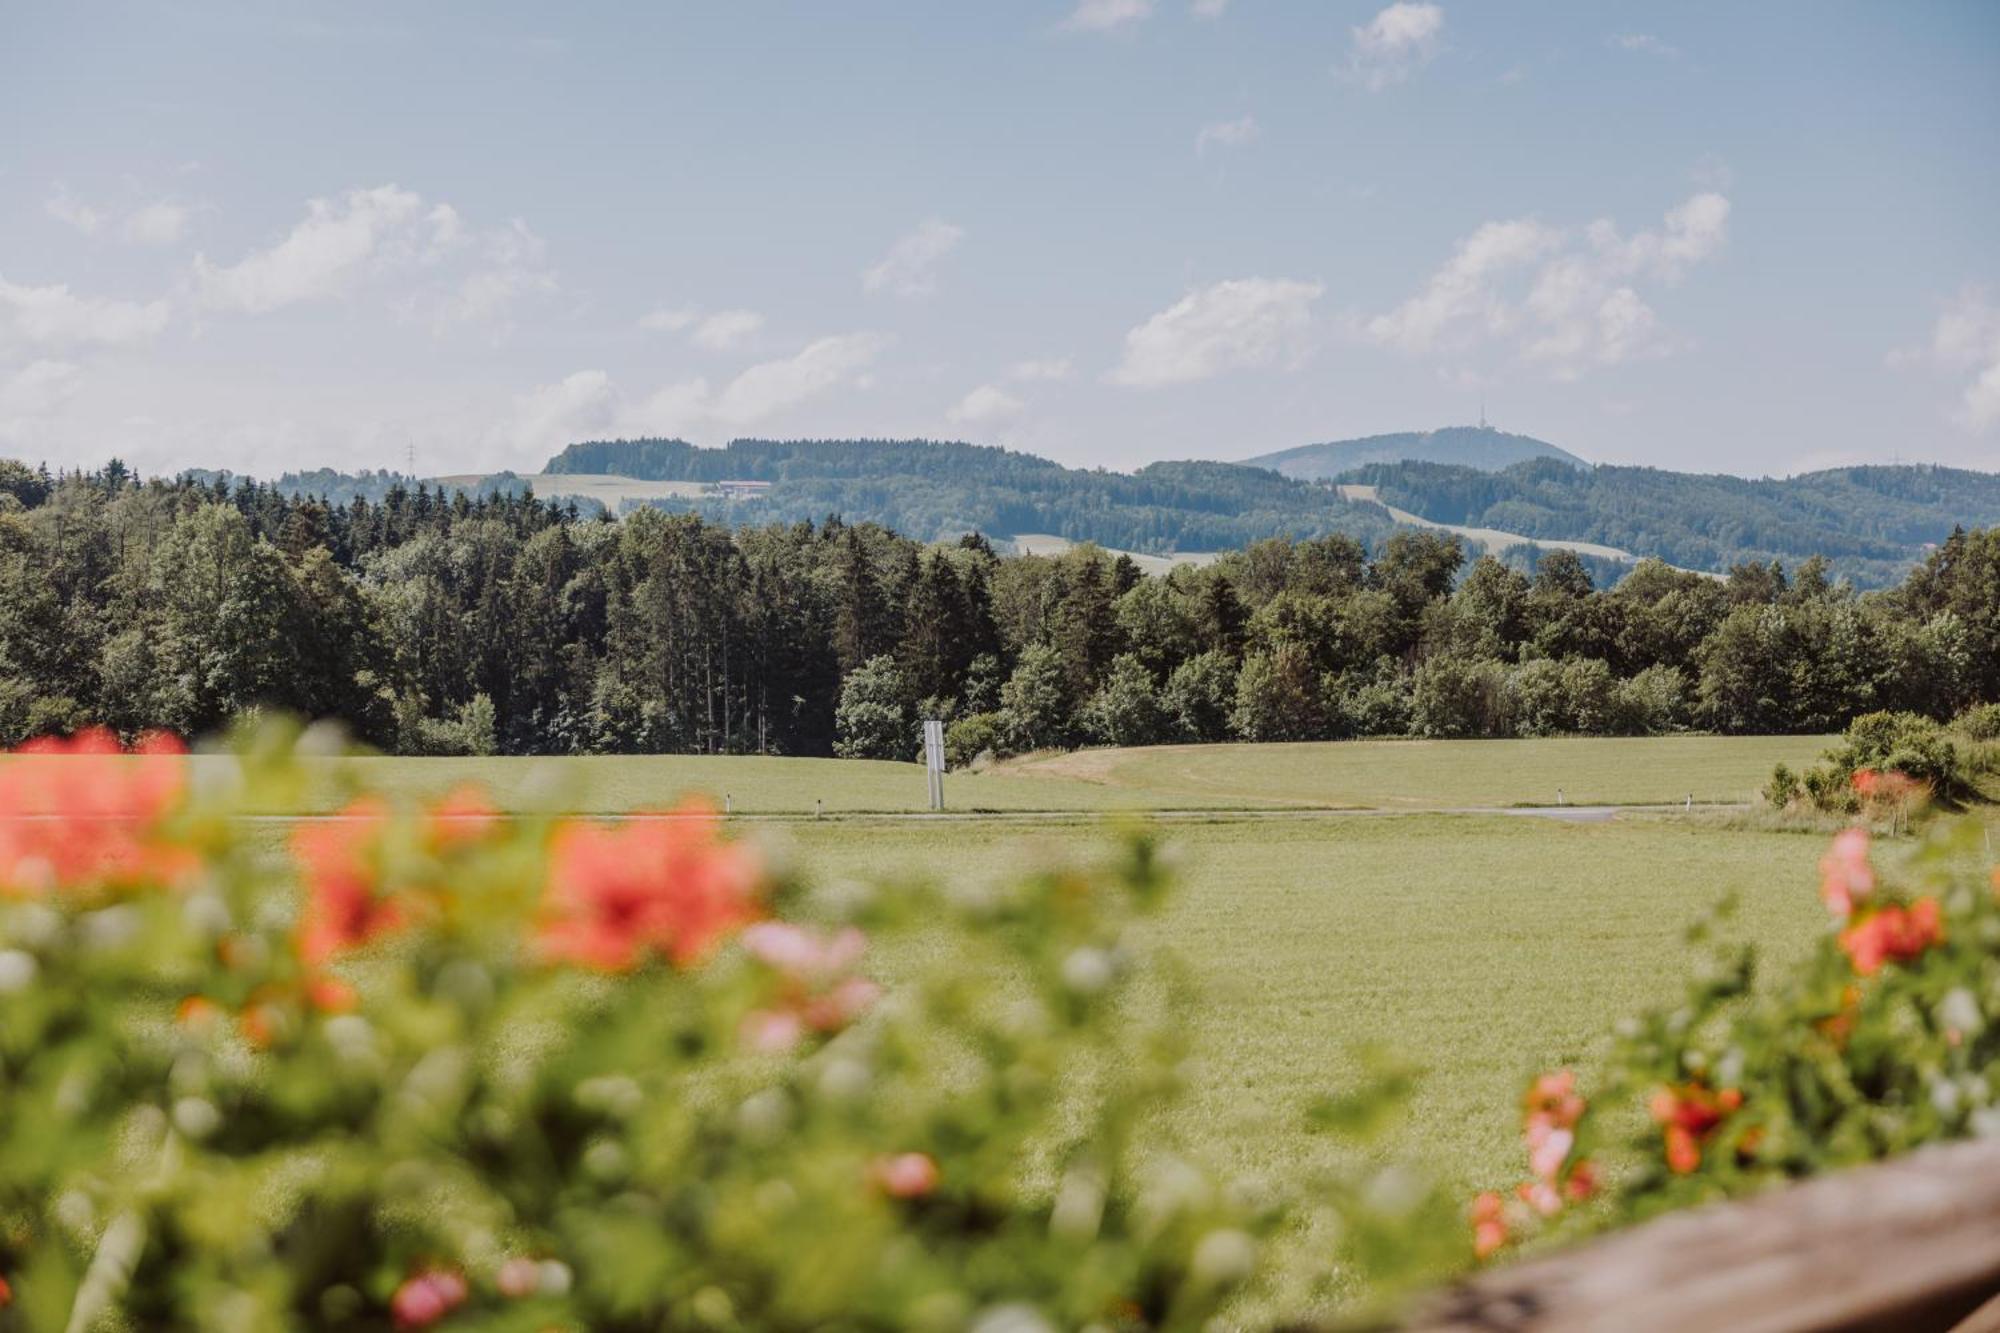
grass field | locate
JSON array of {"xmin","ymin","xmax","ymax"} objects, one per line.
[
  {"xmin": 996, "ymin": 734, "xmax": 1832, "ymax": 810},
  {"xmin": 220, "ymin": 734, "xmax": 1833, "ymax": 816},
  {"xmin": 777, "ymin": 812, "xmax": 1830, "ymax": 1317}
]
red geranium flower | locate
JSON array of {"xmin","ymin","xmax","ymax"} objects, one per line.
[
  {"xmin": 1839, "ymin": 897, "xmax": 1944, "ymax": 976},
  {"xmin": 537, "ymin": 803, "xmax": 762, "ymax": 972},
  {"xmin": 292, "ymin": 799, "xmax": 406, "ymax": 968},
  {"xmin": 0, "ymin": 727, "xmax": 191, "ymax": 896},
  {"xmin": 1648, "ymin": 1083, "xmax": 1743, "ymax": 1175}
]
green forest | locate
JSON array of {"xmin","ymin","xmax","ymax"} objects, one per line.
[{"xmin": 1, "ymin": 457, "xmax": 1996, "ymax": 759}]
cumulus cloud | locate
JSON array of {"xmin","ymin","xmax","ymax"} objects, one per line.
[
  {"xmin": 1362, "ymin": 192, "xmax": 1730, "ymax": 379},
  {"xmin": 0, "ymin": 360, "xmax": 84, "ymax": 442},
  {"xmin": 501, "ymin": 369, "xmax": 617, "ymax": 452},
  {"xmin": 710, "ymin": 333, "xmax": 886, "ymax": 424},
  {"xmin": 1195, "ymin": 114, "xmax": 1260, "ymax": 155},
  {"xmin": 0, "ymin": 275, "xmax": 171, "ymax": 348},
  {"xmin": 195, "ymin": 185, "xmax": 425, "ymax": 313},
  {"xmin": 862, "ymin": 218, "xmax": 965, "ymax": 298},
  {"xmin": 1108, "ymin": 277, "xmax": 1323, "ymax": 388},
  {"xmin": 195, "ymin": 185, "xmax": 552, "ymax": 332},
  {"xmin": 948, "ymin": 384, "xmax": 1025, "ymax": 426},
  {"xmin": 45, "ymin": 187, "xmax": 190, "ymax": 246},
  {"xmin": 504, "ymin": 333, "xmax": 889, "ymax": 453},
  {"xmin": 45, "ymin": 186, "xmax": 107, "ymax": 236},
  {"xmin": 1062, "ymin": 0, "xmax": 1153, "ymax": 31},
  {"xmin": 1346, "ymin": 3, "xmax": 1444, "ymax": 91},
  {"xmin": 1897, "ymin": 288, "xmax": 2000, "ymax": 432}
]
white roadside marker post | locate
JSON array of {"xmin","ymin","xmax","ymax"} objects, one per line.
[{"xmin": 923, "ymin": 719, "xmax": 946, "ymax": 812}]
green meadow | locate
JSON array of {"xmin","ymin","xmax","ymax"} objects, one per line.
[{"xmin": 225, "ymin": 733, "xmax": 1831, "ymax": 815}]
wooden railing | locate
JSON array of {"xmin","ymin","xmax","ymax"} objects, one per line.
[{"xmin": 1403, "ymin": 1137, "xmax": 2000, "ymax": 1333}]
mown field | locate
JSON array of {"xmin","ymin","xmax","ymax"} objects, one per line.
[
  {"xmin": 778, "ymin": 812, "xmax": 1830, "ymax": 1317},
  {"xmin": 232, "ymin": 733, "xmax": 1832, "ymax": 815}
]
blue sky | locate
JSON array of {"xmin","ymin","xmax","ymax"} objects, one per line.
[{"xmin": 2, "ymin": 1, "xmax": 1996, "ymax": 479}]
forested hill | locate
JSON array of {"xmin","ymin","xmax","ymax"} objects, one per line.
[
  {"xmin": 1350, "ymin": 458, "xmax": 2000, "ymax": 588},
  {"xmin": 540, "ymin": 438, "xmax": 1396, "ymax": 554},
  {"xmin": 533, "ymin": 436, "xmax": 2000, "ymax": 586},
  {"xmin": 1241, "ymin": 425, "xmax": 1585, "ymax": 478}
]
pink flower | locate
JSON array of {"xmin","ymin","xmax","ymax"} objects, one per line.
[
  {"xmin": 1525, "ymin": 1123, "xmax": 1574, "ymax": 1182},
  {"xmin": 495, "ymin": 1257, "xmax": 541, "ymax": 1299},
  {"xmin": 391, "ymin": 1270, "xmax": 467, "ymax": 1328},
  {"xmin": 872, "ymin": 1152, "xmax": 939, "ymax": 1199},
  {"xmin": 1819, "ymin": 828, "xmax": 1874, "ymax": 919},
  {"xmin": 740, "ymin": 922, "xmax": 879, "ymax": 1050},
  {"xmin": 1469, "ymin": 1192, "xmax": 1509, "ymax": 1260},
  {"xmin": 1515, "ymin": 1179, "xmax": 1563, "ymax": 1218}
]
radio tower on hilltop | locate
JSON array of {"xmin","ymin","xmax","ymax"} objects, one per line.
[{"xmin": 1479, "ymin": 398, "xmax": 1488, "ymax": 429}]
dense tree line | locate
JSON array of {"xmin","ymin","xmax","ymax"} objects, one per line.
[
  {"xmin": 1355, "ymin": 457, "xmax": 2000, "ymax": 587},
  {"xmin": 0, "ymin": 456, "xmax": 1996, "ymax": 759}
]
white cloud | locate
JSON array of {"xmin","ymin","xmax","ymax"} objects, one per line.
[
  {"xmin": 123, "ymin": 202, "xmax": 191, "ymax": 247},
  {"xmin": 639, "ymin": 305, "xmax": 700, "ymax": 332},
  {"xmin": 1612, "ymin": 33, "xmax": 1678, "ymax": 58},
  {"xmin": 46, "ymin": 185, "xmax": 193, "ymax": 247},
  {"xmin": 862, "ymin": 218, "xmax": 965, "ymax": 298},
  {"xmin": 1898, "ymin": 288, "xmax": 2000, "ymax": 432},
  {"xmin": 45, "ymin": 186, "xmax": 107, "ymax": 236},
  {"xmin": 948, "ymin": 384, "xmax": 1025, "ymax": 426},
  {"xmin": 1062, "ymin": 0, "xmax": 1153, "ymax": 31},
  {"xmin": 0, "ymin": 275, "xmax": 171, "ymax": 348},
  {"xmin": 1346, "ymin": 3, "xmax": 1445, "ymax": 91},
  {"xmin": 1192, "ymin": 0, "xmax": 1230, "ymax": 16},
  {"xmin": 421, "ymin": 218, "xmax": 557, "ymax": 334},
  {"xmin": 195, "ymin": 185, "xmax": 553, "ymax": 334},
  {"xmin": 1108, "ymin": 277, "xmax": 1323, "ymax": 388},
  {"xmin": 501, "ymin": 370, "xmax": 618, "ymax": 452},
  {"xmin": 530, "ymin": 332, "xmax": 889, "ymax": 449},
  {"xmin": 1009, "ymin": 357, "xmax": 1075, "ymax": 382},
  {"xmin": 692, "ymin": 309, "xmax": 765, "ymax": 351},
  {"xmin": 1195, "ymin": 114, "xmax": 1260, "ymax": 155},
  {"xmin": 194, "ymin": 184, "xmax": 425, "ymax": 313},
  {"xmin": 710, "ymin": 333, "xmax": 886, "ymax": 425},
  {"xmin": 0, "ymin": 360, "xmax": 84, "ymax": 442},
  {"xmin": 1362, "ymin": 192, "xmax": 1730, "ymax": 379}
]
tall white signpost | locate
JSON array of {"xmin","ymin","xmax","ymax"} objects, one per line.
[{"xmin": 922, "ymin": 719, "xmax": 946, "ymax": 812}]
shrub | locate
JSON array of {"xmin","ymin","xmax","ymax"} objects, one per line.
[
  {"xmin": 834, "ymin": 654, "xmax": 912, "ymax": 759},
  {"xmin": 0, "ymin": 726, "xmax": 1368, "ymax": 1330},
  {"xmin": 1763, "ymin": 762, "xmax": 1803, "ymax": 810},
  {"xmin": 1609, "ymin": 664, "xmax": 1687, "ymax": 736},
  {"xmin": 999, "ymin": 643, "xmax": 1074, "ymax": 752},
  {"xmin": 943, "ymin": 710, "xmax": 1005, "ymax": 768},
  {"xmin": 1337, "ymin": 674, "xmax": 1413, "ymax": 737},
  {"xmin": 1411, "ymin": 656, "xmax": 1513, "ymax": 739},
  {"xmin": 1079, "ymin": 654, "xmax": 1170, "ymax": 748},
  {"xmin": 1953, "ymin": 701, "xmax": 2000, "ymax": 741},
  {"xmin": 1161, "ymin": 650, "xmax": 1238, "ymax": 743}
]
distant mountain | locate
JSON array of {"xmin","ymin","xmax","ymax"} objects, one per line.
[{"xmin": 1240, "ymin": 425, "xmax": 1586, "ymax": 478}]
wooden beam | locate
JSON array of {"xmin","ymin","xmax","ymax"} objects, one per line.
[{"xmin": 1403, "ymin": 1137, "xmax": 2000, "ymax": 1333}]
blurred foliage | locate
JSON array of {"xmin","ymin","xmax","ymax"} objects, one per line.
[{"xmin": 0, "ymin": 722, "xmax": 1468, "ymax": 1331}]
